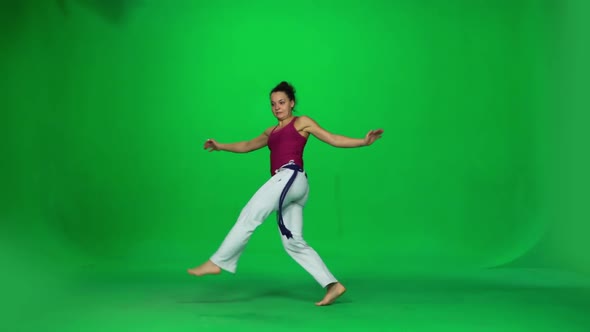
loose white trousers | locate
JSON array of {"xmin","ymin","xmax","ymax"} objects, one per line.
[{"xmin": 210, "ymin": 167, "xmax": 338, "ymax": 288}]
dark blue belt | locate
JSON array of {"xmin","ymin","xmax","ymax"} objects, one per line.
[{"xmin": 277, "ymin": 163, "xmax": 306, "ymax": 239}]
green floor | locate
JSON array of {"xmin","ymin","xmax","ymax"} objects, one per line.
[{"xmin": 8, "ymin": 258, "xmax": 590, "ymax": 332}]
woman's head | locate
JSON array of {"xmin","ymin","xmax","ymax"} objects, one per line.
[{"xmin": 270, "ymin": 81, "xmax": 296, "ymax": 120}]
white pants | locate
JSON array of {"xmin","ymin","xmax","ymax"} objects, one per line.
[{"xmin": 210, "ymin": 167, "xmax": 338, "ymax": 288}]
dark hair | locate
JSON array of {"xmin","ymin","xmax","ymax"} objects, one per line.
[{"xmin": 270, "ymin": 81, "xmax": 296, "ymax": 104}]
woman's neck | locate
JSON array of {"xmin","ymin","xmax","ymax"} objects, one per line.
[{"xmin": 278, "ymin": 115, "xmax": 295, "ymax": 126}]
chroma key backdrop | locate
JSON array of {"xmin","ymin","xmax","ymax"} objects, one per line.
[{"xmin": 2, "ymin": 0, "xmax": 589, "ymax": 331}]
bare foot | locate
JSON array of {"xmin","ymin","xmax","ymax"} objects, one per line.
[
  {"xmin": 187, "ymin": 260, "xmax": 221, "ymax": 276},
  {"xmin": 315, "ymin": 282, "xmax": 346, "ymax": 306}
]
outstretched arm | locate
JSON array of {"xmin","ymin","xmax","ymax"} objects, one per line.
[
  {"xmin": 204, "ymin": 129, "xmax": 271, "ymax": 153},
  {"xmin": 300, "ymin": 116, "xmax": 383, "ymax": 148}
]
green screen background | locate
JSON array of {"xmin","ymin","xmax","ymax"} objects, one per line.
[{"xmin": 2, "ymin": 0, "xmax": 589, "ymax": 306}]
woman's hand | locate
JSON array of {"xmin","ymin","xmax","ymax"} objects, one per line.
[
  {"xmin": 364, "ymin": 129, "xmax": 384, "ymax": 146},
  {"xmin": 204, "ymin": 138, "xmax": 221, "ymax": 152}
]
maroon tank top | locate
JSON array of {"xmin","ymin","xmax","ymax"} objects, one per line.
[{"xmin": 267, "ymin": 117, "xmax": 308, "ymax": 176}]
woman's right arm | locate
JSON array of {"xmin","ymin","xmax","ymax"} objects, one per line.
[{"xmin": 204, "ymin": 129, "xmax": 271, "ymax": 153}]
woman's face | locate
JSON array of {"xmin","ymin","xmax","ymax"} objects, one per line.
[{"xmin": 270, "ymin": 91, "xmax": 294, "ymax": 121}]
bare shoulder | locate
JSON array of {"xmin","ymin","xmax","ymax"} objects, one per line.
[
  {"xmin": 296, "ymin": 115, "xmax": 317, "ymax": 128},
  {"xmin": 296, "ymin": 115, "xmax": 322, "ymax": 132},
  {"xmin": 297, "ymin": 115, "xmax": 314, "ymax": 124},
  {"xmin": 262, "ymin": 125, "xmax": 276, "ymax": 136}
]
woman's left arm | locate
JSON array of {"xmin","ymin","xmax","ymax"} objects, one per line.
[{"xmin": 299, "ymin": 116, "xmax": 383, "ymax": 148}]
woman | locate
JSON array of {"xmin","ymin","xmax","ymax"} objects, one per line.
[{"xmin": 188, "ymin": 81, "xmax": 383, "ymax": 306}]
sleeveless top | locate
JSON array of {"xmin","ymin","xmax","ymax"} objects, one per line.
[{"xmin": 267, "ymin": 116, "xmax": 308, "ymax": 176}]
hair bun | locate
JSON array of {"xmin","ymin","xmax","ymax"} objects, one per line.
[{"xmin": 271, "ymin": 82, "xmax": 296, "ymax": 100}]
